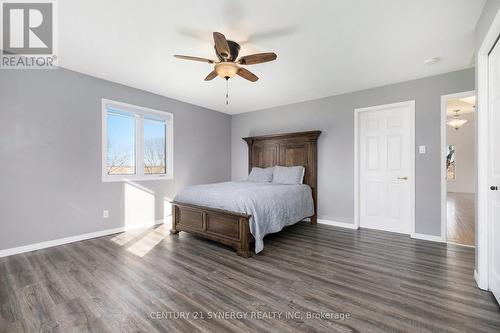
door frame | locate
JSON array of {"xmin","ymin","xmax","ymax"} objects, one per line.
[
  {"xmin": 476, "ymin": 8, "xmax": 500, "ymax": 291},
  {"xmin": 440, "ymin": 90, "xmax": 476, "ymax": 245},
  {"xmin": 354, "ymin": 100, "xmax": 416, "ymax": 234}
]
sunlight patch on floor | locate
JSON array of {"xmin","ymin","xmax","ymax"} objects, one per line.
[
  {"xmin": 109, "ymin": 190, "xmax": 173, "ymax": 255},
  {"xmin": 126, "ymin": 226, "xmax": 168, "ymax": 257},
  {"xmin": 110, "ymin": 229, "xmax": 146, "ymax": 246}
]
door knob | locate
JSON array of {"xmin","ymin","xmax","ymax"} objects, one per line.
[
  {"xmin": 491, "ymin": 185, "xmax": 499, "ymax": 191},
  {"xmin": 397, "ymin": 177, "xmax": 408, "ymax": 180}
]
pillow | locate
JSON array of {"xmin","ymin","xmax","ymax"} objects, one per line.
[
  {"xmin": 247, "ymin": 167, "xmax": 274, "ymax": 182},
  {"xmin": 272, "ymin": 166, "xmax": 305, "ymax": 185}
]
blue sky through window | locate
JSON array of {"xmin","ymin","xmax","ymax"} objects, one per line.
[
  {"xmin": 107, "ymin": 108, "xmax": 135, "ymax": 172},
  {"xmin": 144, "ymin": 118, "xmax": 166, "ymax": 145}
]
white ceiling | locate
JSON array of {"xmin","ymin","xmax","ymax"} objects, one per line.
[
  {"xmin": 447, "ymin": 96, "xmax": 476, "ymax": 119},
  {"xmin": 59, "ymin": 0, "xmax": 485, "ymax": 114}
]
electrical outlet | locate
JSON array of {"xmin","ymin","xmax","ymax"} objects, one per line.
[
  {"xmin": 103, "ymin": 210, "xmax": 109, "ymax": 219},
  {"xmin": 419, "ymin": 145, "xmax": 426, "ymax": 154}
]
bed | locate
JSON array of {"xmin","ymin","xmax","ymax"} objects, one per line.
[{"xmin": 170, "ymin": 131, "xmax": 321, "ymax": 257}]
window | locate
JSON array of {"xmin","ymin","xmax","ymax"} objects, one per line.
[
  {"xmin": 143, "ymin": 118, "xmax": 166, "ymax": 175},
  {"xmin": 106, "ymin": 110, "xmax": 136, "ymax": 175},
  {"xmin": 102, "ymin": 99, "xmax": 173, "ymax": 181},
  {"xmin": 446, "ymin": 144, "xmax": 456, "ymax": 180}
]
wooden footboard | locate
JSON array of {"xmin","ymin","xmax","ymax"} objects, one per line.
[{"xmin": 170, "ymin": 202, "xmax": 253, "ymax": 258}]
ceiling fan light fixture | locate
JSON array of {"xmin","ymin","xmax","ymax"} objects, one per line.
[
  {"xmin": 174, "ymin": 32, "xmax": 274, "ymax": 84},
  {"xmin": 215, "ymin": 62, "xmax": 240, "ymax": 79}
]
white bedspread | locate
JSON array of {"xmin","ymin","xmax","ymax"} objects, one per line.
[{"xmin": 173, "ymin": 181, "xmax": 314, "ymax": 253}]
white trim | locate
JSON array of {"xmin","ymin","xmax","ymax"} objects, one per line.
[
  {"xmin": 411, "ymin": 233, "xmax": 446, "ymax": 243},
  {"xmin": 354, "ymin": 100, "xmax": 416, "ymax": 234},
  {"xmin": 361, "ymin": 224, "xmax": 409, "ymax": 234},
  {"xmin": 475, "ymin": 270, "xmax": 486, "ymax": 290},
  {"xmin": 447, "ymin": 241, "xmax": 475, "ymax": 249},
  {"xmin": 440, "ymin": 91, "xmax": 476, "ymax": 245},
  {"xmin": 354, "ymin": 107, "xmax": 360, "ymax": 229},
  {"xmin": 136, "ymin": 115, "xmax": 145, "ymax": 181},
  {"xmin": 317, "ymin": 219, "xmax": 359, "ymax": 229},
  {"xmin": 0, "ymin": 219, "xmax": 165, "ymax": 258},
  {"xmin": 476, "ymin": 7, "xmax": 500, "ymax": 292},
  {"xmin": 101, "ymin": 99, "xmax": 174, "ymax": 182}
]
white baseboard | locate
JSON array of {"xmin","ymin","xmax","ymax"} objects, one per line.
[
  {"xmin": 447, "ymin": 241, "xmax": 475, "ymax": 248},
  {"xmin": 475, "ymin": 269, "xmax": 489, "ymax": 291},
  {"xmin": 0, "ymin": 219, "xmax": 165, "ymax": 258},
  {"xmin": 474, "ymin": 269, "xmax": 488, "ymax": 291},
  {"xmin": 411, "ymin": 233, "xmax": 445, "ymax": 243},
  {"xmin": 317, "ymin": 219, "xmax": 359, "ymax": 230}
]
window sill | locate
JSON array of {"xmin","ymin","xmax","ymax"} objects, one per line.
[{"xmin": 102, "ymin": 174, "xmax": 173, "ymax": 182}]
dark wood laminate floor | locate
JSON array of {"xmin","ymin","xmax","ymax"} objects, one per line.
[
  {"xmin": 447, "ymin": 192, "xmax": 475, "ymax": 246},
  {"xmin": 1, "ymin": 222, "xmax": 499, "ymax": 333}
]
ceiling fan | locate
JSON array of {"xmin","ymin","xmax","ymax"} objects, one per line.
[{"xmin": 174, "ymin": 32, "xmax": 277, "ymax": 83}]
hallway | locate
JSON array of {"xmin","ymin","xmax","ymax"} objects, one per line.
[{"xmin": 447, "ymin": 192, "xmax": 475, "ymax": 246}]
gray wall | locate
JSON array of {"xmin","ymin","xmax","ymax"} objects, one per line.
[
  {"xmin": 232, "ymin": 69, "xmax": 475, "ymax": 236},
  {"xmin": 0, "ymin": 68, "xmax": 231, "ymax": 251}
]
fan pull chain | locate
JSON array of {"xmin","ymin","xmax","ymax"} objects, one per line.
[{"xmin": 225, "ymin": 77, "xmax": 229, "ymax": 105}]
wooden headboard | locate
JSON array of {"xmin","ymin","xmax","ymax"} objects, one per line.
[{"xmin": 243, "ymin": 130, "xmax": 321, "ymax": 223}]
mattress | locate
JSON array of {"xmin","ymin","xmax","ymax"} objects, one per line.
[{"xmin": 173, "ymin": 181, "xmax": 314, "ymax": 253}]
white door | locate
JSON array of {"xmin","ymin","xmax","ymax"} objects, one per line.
[
  {"xmin": 359, "ymin": 102, "xmax": 415, "ymax": 234},
  {"xmin": 488, "ymin": 39, "xmax": 500, "ymax": 302}
]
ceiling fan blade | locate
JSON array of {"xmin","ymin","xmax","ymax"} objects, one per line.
[
  {"xmin": 174, "ymin": 55, "xmax": 214, "ymax": 63},
  {"xmin": 213, "ymin": 32, "xmax": 230, "ymax": 59},
  {"xmin": 237, "ymin": 68, "xmax": 259, "ymax": 82},
  {"xmin": 238, "ymin": 52, "xmax": 277, "ymax": 65},
  {"xmin": 204, "ymin": 70, "xmax": 218, "ymax": 81}
]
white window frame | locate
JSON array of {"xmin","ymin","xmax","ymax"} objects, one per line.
[{"xmin": 102, "ymin": 99, "xmax": 174, "ymax": 182}]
